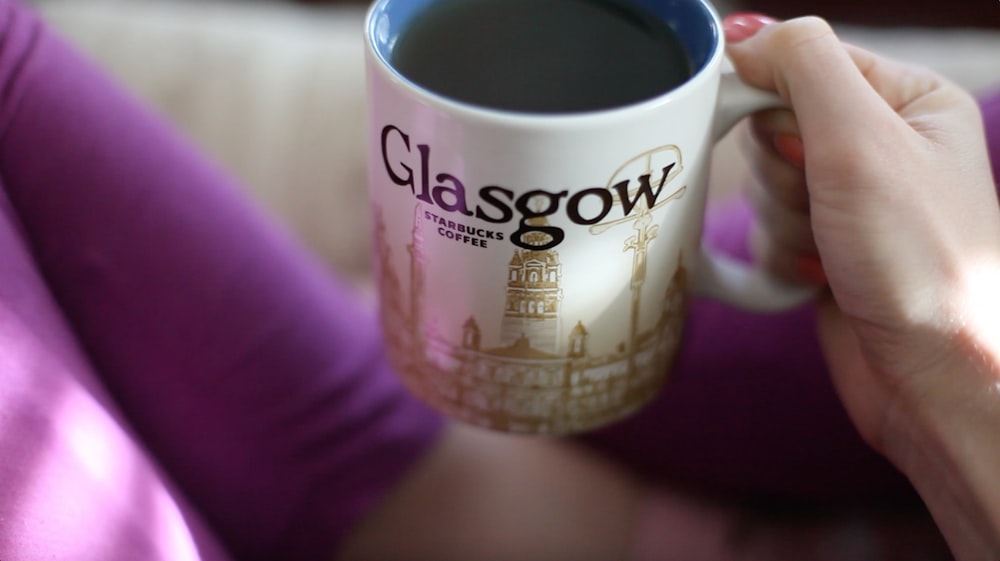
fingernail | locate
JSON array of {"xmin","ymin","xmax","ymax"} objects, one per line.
[
  {"xmin": 795, "ymin": 254, "xmax": 827, "ymax": 286},
  {"xmin": 773, "ymin": 133, "xmax": 805, "ymax": 168},
  {"xmin": 723, "ymin": 12, "xmax": 778, "ymax": 43}
]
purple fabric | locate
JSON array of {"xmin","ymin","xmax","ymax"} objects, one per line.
[
  {"xmin": 0, "ymin": 0, "xmax": 998, "ymax": 558},
  {"xmin": 983, "ymin": 87, "xmax": 1000, "ymax": 180},
  {"xmin": 0, "ymin": 3, "xmax": 442, "ymax": 561}
]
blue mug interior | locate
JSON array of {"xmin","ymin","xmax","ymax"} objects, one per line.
[{"xmin": 369, "ymin": 0, "xmax": 721, "ymax": 86}]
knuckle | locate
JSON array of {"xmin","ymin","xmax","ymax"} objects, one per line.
[
  {"xmin": 765, "ymin": 16, "xmax": 839, "ymax": 57},
  {"xmin": 950, "ymin": 87, "xmax": 982, "ymax": 116},
  {"xmin": 779, "ymin": 16, "xmax": 837, "ymax": 41},
  {"xmin": 759, "ymin": 17, "xmax": 841, "ymax": 97}
]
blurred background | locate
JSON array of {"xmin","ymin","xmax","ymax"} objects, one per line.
[
  {"xmin": 23, "ymin": 0, "xmax": 1000, "ymax": 294},
  {"xmin": 291, "ymin": 0, "xmax": 1000, "ymax": 27},
  {"xmin": 726, "ymin": 0, "xmax": 1000, "ymax": 28}
]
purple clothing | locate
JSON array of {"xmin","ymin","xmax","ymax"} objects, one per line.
[
  {"xmin": 0, "ymin": 0, "xmax": 997, "ymax": 557},
  {"xmin": 0, "ymin": 3, "xmax": 440, "ymax": 560},
  {"xmin": 985, "ymin": 86, "xmax": 1000, "ymax": 178}
]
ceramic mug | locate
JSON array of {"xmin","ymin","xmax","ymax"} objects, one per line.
[{"xmin": 364, "ymin": 0, "xmax": 812, "ymax": 434}]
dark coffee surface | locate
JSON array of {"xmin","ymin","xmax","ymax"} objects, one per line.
[{"xmin": 391, "ymin": 0, "xmax": 692, "ymax": 113}]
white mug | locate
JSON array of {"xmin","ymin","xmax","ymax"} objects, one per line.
[{"xmin": 364, "ymin": 0, "xmax": 812, "ymax": 434}]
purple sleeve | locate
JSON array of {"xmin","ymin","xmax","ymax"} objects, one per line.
[
  {"xmin": 0, "ymin": 3, "xmax": 442, "ymax": 560},
  {"xmin": 983, "ymin": 87, "xmax": 1000, "ymax": 178},
  {"xmin": 582, "ymin": 88, "xmax": 1000, "ymax": 507}
]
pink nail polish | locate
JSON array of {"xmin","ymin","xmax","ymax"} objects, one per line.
[
  {"xmin": 795, "ymin": 254, "xmax": 827, "ymax": 286},
  {"xmin": 773, "ymin": 133, "xmax": 805, "ymax": 168},
  {"xmin": 723, "ymin": 12, "xmax": 778, "ymax": 43}
]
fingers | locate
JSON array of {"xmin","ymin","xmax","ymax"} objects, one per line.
[
  {"xmin": 725, "ymin": 16, "xmax": 952, "ymax": 289},
  {"xmin": 726, "ymin": 17, "xmax": 910, "ymax": 147},
  {"xmin": 726, "ymin": 17, "xmax": 975, "ymax": 188},
  {"xmin": 726, "ymin": 14, "xmax": 992, "ymax": 300},
  {"xmin": 742, "ymin": 112, "xmax": 814, "ymax": 255},
  {"xmin": 746, "ymin": 180, "xmax": 822, "ymax": 286},
  {"xmin": 740, "ymin": 106, "xmax": 821, "ymax": 285},
  {"xmin": 744, "ymin": 109, "xmax": 808, "ymax": 211}
]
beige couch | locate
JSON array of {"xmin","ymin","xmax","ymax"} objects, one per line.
[{"xmin": 30, "ymin": 0, "xmax": 1000, "ymax": 295}]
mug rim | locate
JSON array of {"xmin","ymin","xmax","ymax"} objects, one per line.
[{"xmin": 364, "ymin": 0, "xmax": 726, "ymax": 127}]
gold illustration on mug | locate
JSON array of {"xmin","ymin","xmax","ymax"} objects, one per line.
[{"xmin": 374, "ymin": 145, "xmax": 690, "ymax": 434}]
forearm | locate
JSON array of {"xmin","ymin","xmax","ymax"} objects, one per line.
[
  {"xmin": 902, "ymin": 89, "xmax": 1000, "ymax": 558},
  {"xmin": 882, "ymin": 258, "xmax": 1000, "ymax": 560},
  {"xmin": 887, "ymin": 347, "xmax": 1000, "ymax": 561}
]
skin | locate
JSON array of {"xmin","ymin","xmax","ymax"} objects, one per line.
[
  {"xmin": 337, "ymin": 16, "xmax": 1000, "ymax": 561},
  {"xmin": 733, "ymin": 16, "xmax": 1000, "ymax": 561}
]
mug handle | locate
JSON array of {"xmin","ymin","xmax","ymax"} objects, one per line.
[{"xmin": 692, "ymin": 65, "xmax": 816, "ymax": 312}]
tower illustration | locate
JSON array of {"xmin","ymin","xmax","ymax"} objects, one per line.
[{"xmin": 499, "ymin": 217, "xmax": 563, "ymax": 353}]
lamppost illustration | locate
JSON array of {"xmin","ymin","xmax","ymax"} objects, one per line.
[{"xmin": 589, "ymin": 146, "xmax": 687, "ymax": 379}]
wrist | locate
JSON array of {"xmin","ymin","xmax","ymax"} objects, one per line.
[
  {"xmin": 878, "ymin": 275, "xmax": 1000, "ymax": 560},
  {"xmin": 883, "ymin": 365, "xmax": 1000, "ymax": 561}
]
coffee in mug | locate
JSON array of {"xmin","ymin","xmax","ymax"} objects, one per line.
[
  {"xmin": 365, "ymin": 0, "xmax": 812, "ymax": 435},
  {"xmin": 392, "ymin": 0, "xmax": 692, "ymax": 113}
]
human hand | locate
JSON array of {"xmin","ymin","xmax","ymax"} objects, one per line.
[{"xmin": 725, "ymin": 14, "xmax": 1000, "ymax": 559}]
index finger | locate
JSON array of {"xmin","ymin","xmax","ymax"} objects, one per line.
[{"xmin": 725, "ymin": 17, "xmax": 930, "ymax": 148}]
